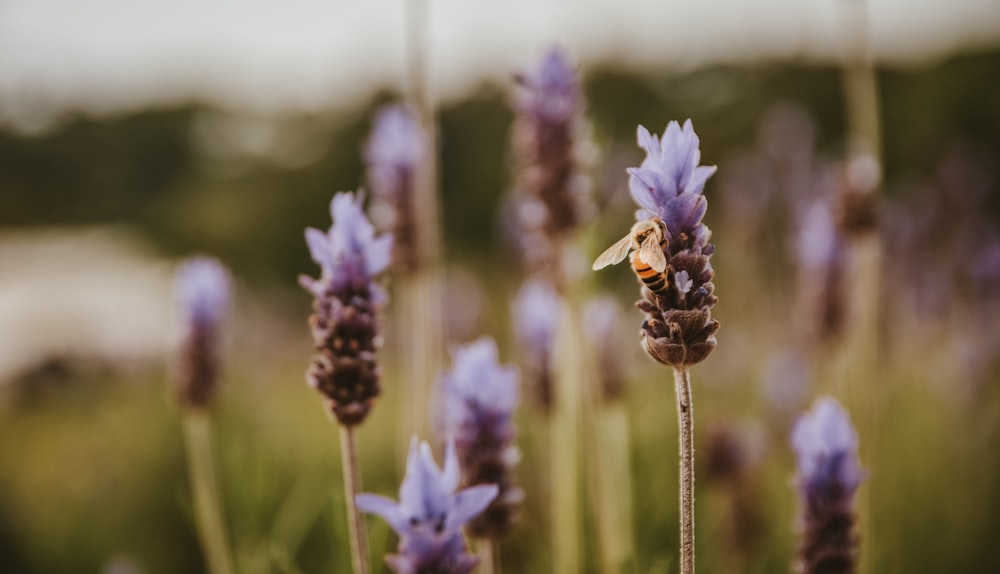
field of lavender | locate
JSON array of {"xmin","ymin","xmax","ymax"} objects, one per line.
[{"xmin": 1, "ymin": 41, "xmax": 999, "ymax": 574}]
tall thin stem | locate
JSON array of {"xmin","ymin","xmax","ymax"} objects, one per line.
[
  {"xmin": 340, "ymin": 425, "xmax": 371, "ymax": 574},
  {"xmin": 553, "ymin": 296, "xmax": 582, "ymax": 574},
  {"xmin": 399, "ymin": 0, "xmax": 443, "ymax": 448},
  {"xmin": 183, "ymin": 411, "xmax": 235, "ymax": 574},
  {"xmin": 475, "ymin": 538, "xmax": 499, "ymax": 574},
  {"xmin": 673, "ymin": 367, "xmax": 696, "ymax": 574}
]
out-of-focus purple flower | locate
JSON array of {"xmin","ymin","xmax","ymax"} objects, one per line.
[
  {"xmin": 513, "ymin": 47, "xmax": 581, "ymax": 124},
  {"xmin": 438, "ymin": 337, "xmax": 522, "ymax": 539},
  {"xmin": 582, "ymin": 295, "xmax": 630, "ymax": 402},
  {"xmin": 512, "ymin": 278, "xmax": 561, "ymax": 409},
  {"xmin": 629, "ymin": 120, "xmax": 718, "ymax": 247},
  {"xmin": 795, "ymin": 199, "xmax": 848, "ymax": 345},
  {"xmin": 300, "ymin": 191, "xmax": 393, "ymax": 427},
  {"xmin": 510, "ymin": 47, "xmax": 592, "ymax": 275},
  {"xmin": 365, "ymin": 104, "xmax": 426, "ymax": 273},
  {"xmin": 625, "ymin": 120, "xmax": 720, "ymax": 368},
  {"xmin": 301, "ymin": 192, "xmax": 393, "ymax": 299},
  {"xmin": 176, "ymin": 257, "xmax": 232, "ymax": 328},
  {"xmin": 357, "ymin": 438, "xmax": 499, "ymax": 574},
  {"xmin": 174, "ymin": 257, "xmax": 231, "ymax": 409},
  {"xmin": 790, "ymin": 397, "xmax": 864, "ymax": 574}
]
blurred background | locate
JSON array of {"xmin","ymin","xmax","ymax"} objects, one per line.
[{"xmin": 1, "ymin": 0, "xmax": 999, "ymax": 572}]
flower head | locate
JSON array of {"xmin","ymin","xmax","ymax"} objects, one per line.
[
  {"xmin": 629, "ymin": 121, "xmax": 718, "ymax": 247},
  {"xmin": 173, "ymin": 257, "xmax": 232, "ymax": 409},
  {"xmin": 512, "ymin": 279, "xmax": 561, "ymax": 409},
  {"xmin": 582, "ymin": 295, "xmax": 630, "ymax": 401},
  {"xmin": 510, "ymin": 47, "xmax": 591, "ymax": 275},
  {"xmin": 791, "ymin": 397, "xmax": 864, "ymax": 574},
  {"xmin": 300, "ymin": 191, "xmax": 392, "ymax": 426},
  {"xmin": 513, "ymin": 47, "xmax": 581, "ymax": 124},
  {"xmin": 438, "ymin": 338, "xmax": 522, "ymax": 538},
  {"xmin": 791, "ymin": 397, "xmax": 863, "ymax": 499},
  {"xmin": 357, "ymin": 438, "xmax": 498, "ymax": 574},
  {"xmin": 365, "ymin": 105, "xmax": 426, "ymax": 273},
  {"xmin": 176, "ymin": 257, "xmax": 231, "ymax": 327},
  {"xmin": 302, "ymin": 192, "xmax": 393, "ymax": 298},
  {"xmin": 622, "ymin": 120, "xmax": 719, "ymax": 367}
]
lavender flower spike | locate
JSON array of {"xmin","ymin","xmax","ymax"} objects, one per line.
[
  {"xmin": 629, "ymin": 120, "xmax": 720, "ymax": 367},
  {"xmin": 365, "ymin": 104, "xmax": 427, "ymax": 273},
  {"xmin": 438, "ymin": 337, "xmax": 522, "ymax": 539},
  {"xmin": 300, "ymin": 191, "xmax": 393, "ymax": 426},
  {"xmin": 791, "ymin": 397, "xmax": 865, "ymax": 574},
  {"xmin": 357, "ymin": 438, "xmax": 499, "ymax": 574},
  {"xmin": 512, "ymin": 278, "xmax": 561, "ymax": 410},
  {"xmin": 511, "ymin": 47, "xmax": 592, "ymax": 274},
  {"xmin": 174, "ymin": 257, "xmax": 232, "ymax": 409}
]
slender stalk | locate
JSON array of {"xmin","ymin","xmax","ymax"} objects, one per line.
[
  {"xmin": 475, "ymin": 538, "xmax": 499, "ymax": 574},
  {"xmin": 339, "ymin": 425, "xmax": 371, "ymax": 574},
  {"xmin": 673, "ymin": 367, "xmax": 695, "ymax": 574},
  {"xmin": 183, "ymin": 411, "xmax": 235, "ymax": 574},
  {"xmin": 593, "ymin": 401, "xmax": 635, "ymax": 574},
  {"xmin": 399, "ymin": 0, "xmax": 443, "ymax": 449},
  {"xmin": 838, "ymin": 2, "xmax": 882, "ymax": 571},
  {"xmin": 552, "ymin": 296, "xmax": 582, "ymax": 574}
]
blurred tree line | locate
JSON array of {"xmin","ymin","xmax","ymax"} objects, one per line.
[{"xmin": 1, "ymin": 51, "xmax": 998, "ymax": 282}]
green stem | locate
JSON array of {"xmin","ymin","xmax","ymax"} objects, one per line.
[
  {"xmin": 183, "ymin": 412, "xmax": 235, "ymax": 574},
  {"xmin": 553, "ymin": 297, "xmax": 582, "ymax": 574},
  {"xmin": 673, "ymin": 367, "xmax": 695, "ymax": 574},
  {"xmin": 476, "ymin": 538, "xmax": 499, "ymax": 574},
  {"xmin": 340, "ymin": 425, "xmax": 371, "ymax": 574},
  {"xmin": 593, "ymin": 401, "xmax": 635, "ymax": 574}
]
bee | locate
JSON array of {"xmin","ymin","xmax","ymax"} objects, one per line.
[{"xmin": 592, "ymin": 218, "xmax": 670, "ymax": 293}]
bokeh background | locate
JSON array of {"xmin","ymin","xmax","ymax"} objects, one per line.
[{"xmin": 1, "ymin": 1, "xmax": 999, "ymax": 572}]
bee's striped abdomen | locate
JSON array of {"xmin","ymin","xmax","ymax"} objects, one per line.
[{"xmin": 631, "ymin": 251, "xmax": 668, "ymax": 294}]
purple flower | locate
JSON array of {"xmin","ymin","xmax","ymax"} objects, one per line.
[
  {"xmin": 795, "ymin": 199, "xmax": 848, "ymax": 344},
  {"xmin": 790, "ymin": 397, "xmax": 864, "ymax": 574},
  {"xmin": 513, "ymin": 47, "xmax": 581, "ymax": 124},
  {"xmin": 300, "ymin": 191, "xmax": 393, "ymax": 426},
  {"xmin": 176, "ymin": 257, "xmax": 232, "ymax": 328},
  {"xmin": 357, "ymin": 438, "xmax": 499, "ymax": 574},
  {"xmin": 438, "ymin": 338, "xmax": 521, "ymax": 538},
  {"xmin": 512, "ymin": 279, "xmax": 561, "ymax": 409},
  {"xmin": 174, "ymin": 257, "xmax": 232, "ymax": 409},
  {"xmin": 582, "ymin": 295, "xmax": 629, "ymax": 401},
  {"xmin": 510, "ymin": 47, "xmax": 591, "ymax": 274},
  {"xmin": 624, "ymin": 120, "xmax": 720, "ymax": 368},
  {"xmin": 365, "ymin": 105, "xmax": 426, "ymax": 272},
  {"xmin": 791, "ymin": 397, "xmax": 863, "ymax": 498},
  {"xmin": 302, "ymin": 192, "xmax": 393, "ymax": 299},
  {"xmin": 629, "ymin": 120, "xmax": 718, "ymax": 246}
]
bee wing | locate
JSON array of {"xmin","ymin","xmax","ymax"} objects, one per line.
[
  {"xmin": 592, "ymin": 235, "xmax": 633, "ymax": 270},
  {"xmin": 640, "ymin": 235, "xmax": 667, "ymax": 272}
]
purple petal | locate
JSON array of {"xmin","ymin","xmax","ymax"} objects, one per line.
[
  {"xmin": 446, "ymin": 484, "xmax": 499, "ymax": 531},
  {"xmin": 175, "ymin": 257, "xmax": 232, "ymax": 326},
  {"xmin": 442, "ymin": 441, "xmax": 460, "ymax": 493},
  {"xmin": 365, "ymin": 234, "xmax": 394, "ymax": 276},
  {"xmin": 356, "ymin": 494, "xmax": 408, "ymax": 535},
  {"xmin": 305, "ymin": 227, "xmax": 334, "ymax": 270}
]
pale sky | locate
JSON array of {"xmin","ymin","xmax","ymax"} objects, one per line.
[{"xmin": 0, "ymin": 0, "xmax": 998, "ymax": 128}]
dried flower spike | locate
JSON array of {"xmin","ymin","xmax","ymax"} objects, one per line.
[
  {"xmin": 365, "ymin": 104, "xmax": 427, "ymax": 273},
  {"xmin": 174, "ymin": 257, "xmax": 232, "ymax": 410},
  {"xmin": 300, "ymin": 191, "xmax": 393, "ymax": 427},
  {"xmin": 357, "ymin": 438, "xmax": 499, "ymax": 574},
  {"xmin": 438, "ymin": 337, "xmax": 522, "ymax": 539},
  {"xmin": 791, "ymin": 397, "xmax": 865, "ymax": 574},
  {"xmin": 627, "ymin": 120, "xmax": 720, "ymax": 367}
]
